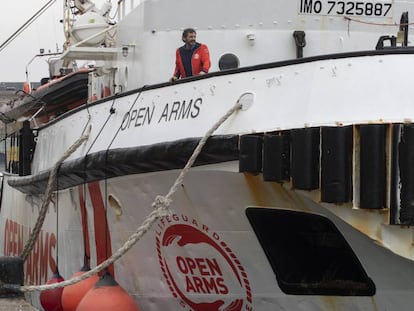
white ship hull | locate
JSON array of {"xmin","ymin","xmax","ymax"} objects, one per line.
[
  {"xmin": 3, "ymin": 165, "xmax": 414, "ymax": 310},
  {"xmin": 2, "ymin": 0, "xmax": 414, "ymax": 310}
]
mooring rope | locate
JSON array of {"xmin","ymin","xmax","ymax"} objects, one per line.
[
  {"xmin": 20, "ymin": 125, "xmax": 91, "ymax": 262},
  {"xmin": 11, "ymin": 98, "xmax": 243, "ymax": 293}
]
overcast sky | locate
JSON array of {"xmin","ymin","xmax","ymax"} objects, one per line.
[
  {"xmin": 0, "ymin": 0, "xmax": 112, "ymax": 83},
  {"xmin": 0, "ymin": 1, "xmax": 64, "ymax": 82}
]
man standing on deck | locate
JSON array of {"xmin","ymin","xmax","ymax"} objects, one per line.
[{"xmin": 171, "ymin": 28, "xmax": 211, "ymax": 81}]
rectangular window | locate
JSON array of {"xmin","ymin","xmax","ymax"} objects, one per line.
[{"xmin": 246, "ymin": 207, "xmax": 375, "ymax": 296}]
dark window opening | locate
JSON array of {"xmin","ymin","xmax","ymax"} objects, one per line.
[{"xmin": 246, "ymin": 207, "xmax": 376, "ymax": 296}]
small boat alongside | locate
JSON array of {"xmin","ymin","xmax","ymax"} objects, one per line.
[{"xmin": 0, "ymin": 69, "xmax": 90, "ymax": 125}]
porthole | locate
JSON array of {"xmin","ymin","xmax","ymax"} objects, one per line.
[{"xmin": 218, "ymin": 53, "xmax": 240, "ymax": 70}]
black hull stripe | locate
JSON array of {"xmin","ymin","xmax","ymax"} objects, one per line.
[{"xmin": 8, "ymin": 135, "xmax": 239, "ymax": 195}]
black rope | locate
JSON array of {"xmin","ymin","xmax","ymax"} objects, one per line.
[
  {"xmin": 56, "ymin": 166, "xmax": 60, "ymax": 270},
  {"xmin": 0, "ymin": 0, "xmax": 57, "ymax": 53},
  {"xmin": 106, "ymin": 86, "xmax": 147, "ymax": 151},
  {"xmin": 85, "ymin": 97, "xmax": 117, "ymax": 155}
]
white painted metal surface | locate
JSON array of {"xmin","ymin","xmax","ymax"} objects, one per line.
[
  {"xmin": 32, "ymin": 53, "xmax": 414, "ymax": 172},
  {"xmin": 3, "ymin": 169, "xmax": 414, "ymax": 310},
  {"xmin": 4, "ymin": 0, "xmax": 414, "ymax": 310},
  {"xmin": 112, "ymin": 0, "xmax": 414, "ymax": 87}
]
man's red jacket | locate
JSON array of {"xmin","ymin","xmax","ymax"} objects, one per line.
[{"xmin": 174, "ymin": 43, "xmax": 210, "ymax": 78}]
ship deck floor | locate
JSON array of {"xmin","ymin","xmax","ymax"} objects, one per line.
[{"xmin": 0, "ymin": 298, "xmax": 38, "ymax": 310}]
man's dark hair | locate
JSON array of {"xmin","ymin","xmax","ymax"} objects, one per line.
[{"xmin": 182, "ymin": 28, "xmax": 196, "ymax": 38}]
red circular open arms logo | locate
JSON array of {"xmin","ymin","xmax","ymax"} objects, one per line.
[{"xmin": 156, "ymin": 214, "xmax": 252, "ymax": 311}]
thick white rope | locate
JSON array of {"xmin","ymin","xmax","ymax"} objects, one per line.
[
  {"xmin": 21, "ymin": 125, "xmax": 91, "ymax": 262},
  {"xmin": 11, "ymin": 99, "xmax": 242, "ymax": 292}
]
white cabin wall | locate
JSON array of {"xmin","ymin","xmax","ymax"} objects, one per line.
[
  {"xmin": 114, "ymin": 0, "xmax": 414, "ymax": 88},
  {"xmin": 115, "ymin": 4, "xmax": 145, "ymax": 91}
]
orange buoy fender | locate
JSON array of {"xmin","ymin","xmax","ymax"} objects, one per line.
[
  {"xmin": 76, "ymin": 272, "xmax": 140, "ymax": 311},
  {"xmin": 40, "ymin": 270, "xmax": 65, "ymax": 311},
  {"xmin": 61, "ymin": 263, "xmax": 99, "ymax": 311}
]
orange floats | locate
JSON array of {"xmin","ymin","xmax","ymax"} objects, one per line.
[
  {"xmin": 40, "ymin": 269, "xmax": 65, "ymax": 311},
  {"xmin": 61, "ymin": 261, "xmax": 99, "ymax": 311},
  {"xmin": 76, "ymin": 271, "xmax": 140, "ymax": 311}
]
